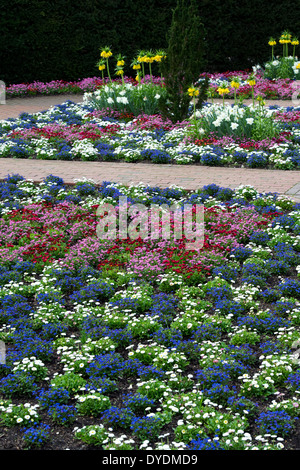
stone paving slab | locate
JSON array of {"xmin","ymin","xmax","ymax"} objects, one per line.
[
  {"xmin": 0, "ymin": 94, "xmax": 300, "ymax": 201},
  {"xmin": 285, "ymin": 182, "xmax": 300, "ymax": 195}
]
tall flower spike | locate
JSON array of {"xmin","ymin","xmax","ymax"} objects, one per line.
[
  {"xmin": 268, "ymin": 37, "xmax": 276, "ymax": 60},
  {"xmin": 100, "ymin": 47, "xmax": 113, "ymax": 84}
]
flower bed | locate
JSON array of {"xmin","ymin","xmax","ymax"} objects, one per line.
[
  {"xmin": 4, "ymin": 76, "xmax": 158, "ymax": 99},
  {"xmin": 198, "ymin": 71, "xmax": 300, "ymax": 101},
  {"xmin": 5, "ymin": 77, "xmax": 119, "ymax": 98},
  {"xmin": 4, "ymin": 70, "xmax": 300, "ymax": 101},
  {"xmin": 1, "ymin": 94, "xmax": 300, "ymax": 169},
  {"xmin": 0, "ymin": 174, "xmax": 300, "ymax": 450}
]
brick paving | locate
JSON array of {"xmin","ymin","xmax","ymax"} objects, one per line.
[
  {"xmin": 0, "ymin": 94, "xmax": 84, "ymax": 120},
  {"xmin": 1, "ymin": 94, "xmax": 300, "ymax": 201}
]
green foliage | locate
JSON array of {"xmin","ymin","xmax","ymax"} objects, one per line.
[
  {"xmin": 0, "ymin": 0, "xmax": 171, "ymax": 85},
  {"xmin": 158, "ymin": 0, "xmax": 208, "ymax": 123},
  {"xmin": 263, "ymin": 57, "xmax": 298, "ymax": 79},
  {"xmin": 86, "ymin": 82, "xmax": 167, "ymax": 116},
  {"xmin": 196, "ymin": 102, "xmax": 281, "ymax": 140},
  {"xmin": 2, "ymin": 0, "xmax": 300, "ymax": 84},
  {"xmin": 75, "ymin": 424, "xmax": 109, "ymax": 445},
  {"xmin": 76, "ymin": 393, "xmax": 111, "ymax": 416}
]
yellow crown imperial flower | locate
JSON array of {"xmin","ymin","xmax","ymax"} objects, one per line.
[
  {"xmin": 100, "ymin": 50, "xmax": 113, "ymax": 59},
  {"xmin": 138, "ymin": 55, "xmax": 148, "ymax": 63},
  {"xmin": 133, "ymin": 64, "xmax": 141, "ymax": 70},
  {"xmin": 117, "ymin": 60, "xmax": 125, "ymax": 67},
  {"xmin": 247, "ymin": 79, "xmax": 256, "ymax": 87},
  {"xmin": 154, "ymin": 50, "xmax": 166, "ymax": 62},
  {"xmin": 98, "ymin": 64, "xmax": 105, "ymax": 71},
  {"xmin": 280, "ymin": 31, "xmax": 292, "ymax": 43},
  {"xmin": 217, "ymin": 87, "xmax": 229, "ymax": 95},
  {"xmin": 231, "ymin": 80, "xmax": 240, "ymax": 89},
  {"xmin": 188, "ymin": 87, "xmax": 199, "ymax": 97},
  {"xmin": 268, "ymin": 39, "xmax": 276, "ymax": 46},
  {"xmin": 257, "ymin": 95, "xmax": 265, "ymax": 105}
]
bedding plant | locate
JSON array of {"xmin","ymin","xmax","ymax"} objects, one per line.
[
  {"xmin": 0, "ymin": 174, "xmax": 300, "ymax": 450},
  {"xmin": 2, "ymin": 87, "xmax": 300, "ymax": 169},
  {"xmin": 3, "ymin": 70, "xmax": 300, "ymax": 101}
]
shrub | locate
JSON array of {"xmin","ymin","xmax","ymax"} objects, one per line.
[{"xmin": 159, "ymin": 0, "xmax": 208, "ymax": 123}]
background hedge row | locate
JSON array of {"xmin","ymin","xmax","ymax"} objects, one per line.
[{"xmin": 1, "ymin": 0, "xmax": 300, "ymax": 85}]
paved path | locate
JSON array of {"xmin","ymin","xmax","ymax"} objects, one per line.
[
  {"xmin": 0, "ymin": 94, "xmax": 84, "ymax": 120},
  {"xmin": 1, "ymin": 94, "xmax": 300, "ymax": 201}
]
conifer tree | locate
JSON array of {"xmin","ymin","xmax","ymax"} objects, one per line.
[{"xmin": 159, "ymin": 0, "xmax": 208, "ymax": 123}]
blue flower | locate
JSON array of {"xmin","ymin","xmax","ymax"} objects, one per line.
[
  {"xmin": 249, "ymin": 230, "xmax": 270, "ymax": 246},
  {"xmin": 201, "ymin": 150, "xmax": 222, "ymax": 166},
  {"xmin": 246, "ymin": 152, "xmax": 268, "ymax": 168},
  {"xmin": 230, "ymin": 246, "xmax": 253, "ymax": 261},
  {"xmin": 277, "ymin": 279, "xmax": 300, "ymax": 299},
  {"xmin": 285, "ymin": 372, "xmax": 300, "ymax": 391},
  {"xmin": 101, "ymin": 406, "xmax": 135, "ymax": 429},
  {"xmin": 70, "ymin": 280, "xmax": 115, "ymax": 303},
  {"xmin": 22, "ymin": 424, "xmax": 51, "ymax": 449},
  {"xmin": 48, "ymin": 404, "xmax": 77, "ymax": 425},
  {"xmin": 232, "ymin": 150, "xmax": 247, "ymax": 164},
  {"xmin": 255, "ymin": 410, "xmax": 295, "ymax": 437},
  {"xmin": 130, "ymin": 415, "xmax": 164, "ymax": 440},
  {"xmin": 35, "ymin": 387, "xmax": 70, "ymax": 409},
  {"xmin": 140, "ymin": 149, "xmax": 171, "ymax": 163},
  {"xmin": 188, "ymin": 436, "xmax": 223, "ymax": 450}
]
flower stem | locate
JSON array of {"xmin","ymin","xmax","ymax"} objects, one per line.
[
  {"xmin": 149, "ymin": 63, "xmax": 153, "ymax": 83},
  {"xmin": 106, "ymin": 59, "xmax": 112, "ymax": 84}
]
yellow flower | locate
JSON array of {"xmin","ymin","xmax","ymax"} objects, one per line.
[
  {"xmin": 231, "ymin": 80, "xmax": 240, "ymax": 89},
  {"xmin": 137, "ymin": 55, "xmax": 147, "ymax": 63},
  {"xmin": 279, "ymin": 31, "xmax": 292, "ymax": 44},
  {"xmin": 268, "ymin": 40, "xmax": 276, "ymax": 46},
  {"xmin": 98, "ymin": 64, "xmax": 105, "ymax": 71},
  {"xmin": 116, "ymin": 69, "xmax": 124, "ymax": 76},
  {"xmin": 117, "ymin": 60, "xmax": 125, "ymax": 67},
  {"xmin": 247, "ymin": 79, "xmax": 256, "ymax": 87},
  {"xmin": 188, "ymin": 87, "xmax": 199, "ymax": 97},
  {"xmin": 217, "ymin": 87, "xmax": 229, "ymax": 95},
  {"xmin": 133, "ymin": 64, "xmax": 141, "ymax": 70},
  {"xmin": 257, "ymin": 96, "xmax": 265, "ymax": 105},
  {"xmin": 100, "ymin": 50, "xmax": 113, "ymax": 59},
  {"xmin": 296, "ymin": 63, "xmax": 300, "ymax": 69}
]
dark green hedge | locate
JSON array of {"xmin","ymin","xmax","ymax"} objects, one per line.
[{"xmin": 1, "ymin": 0, "xmax": 300, "ymax": 85}]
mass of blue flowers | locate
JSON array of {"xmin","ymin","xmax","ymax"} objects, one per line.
[{"xmin": 0, "ymin": 173, "xmax": 299, "ymax": 451}]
